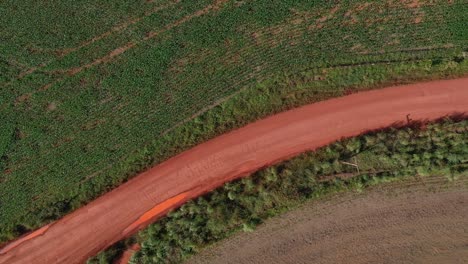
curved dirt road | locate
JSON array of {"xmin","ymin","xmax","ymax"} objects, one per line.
[{"xmin": 1, "ymin": 78, "xmax": 467, "ymax": 264}]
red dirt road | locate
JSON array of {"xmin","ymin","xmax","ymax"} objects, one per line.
[{"xmin": 0, "ymin": 78, "xmax": 467, "ymax": 264}]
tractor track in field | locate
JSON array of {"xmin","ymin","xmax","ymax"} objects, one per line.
[
  {"xmin": 62, "ymin": 0, "xmax": 229, "ymax": 76},
  {"xmin": 0, "ymin": 77, "xmax": 467, "ymax": 264},
  {"xmin": 12, "ymin": 0, "xmax": 181, "ymax": 81},
  {"xmin": 11, "ymin": 0, "xmax": 229, "ymax": 99}
]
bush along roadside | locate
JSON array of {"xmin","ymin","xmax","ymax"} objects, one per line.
[{"xmin": 88, "ymin": 117, "xmax": 468, "ymax": 264}]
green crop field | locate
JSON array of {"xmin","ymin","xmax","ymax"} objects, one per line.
[{"xmin": 1, "ymin": 0, "xmax": 467, "ymax": 243}]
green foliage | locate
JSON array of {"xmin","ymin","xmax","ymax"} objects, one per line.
[
  {"xmin": 1, "ymin": 0, "xmax": 468, "ymax": 242},
  {"xmin": 90, "ymin": 119, "xmax": 467, "ymax": 263}
]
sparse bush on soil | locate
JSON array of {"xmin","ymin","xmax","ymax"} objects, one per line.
[
  {"xmin": 1, "ymin": 0, "xmax": 468, "ymax": 243},
  {"xmin": 89, "ymin": 118, "xmax": 468, "ymax": 263}
]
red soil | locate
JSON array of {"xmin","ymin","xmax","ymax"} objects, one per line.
[
  {"xmin": 122, "ymin": 192, "xmax": 189, "ymax": 235},
  {"xmin": 116, "ymin": 244, "xmax": 140, "ymax": 264},
  {"xmin": 0, "ymin": 224, "xmax": 51, "ymax": 255},
  {"xmin": 0, "ymin": 78, "xmax": 467, "ymax": 264}
]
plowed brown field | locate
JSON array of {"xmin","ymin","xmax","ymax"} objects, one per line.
[{"xmin": 187, "ymin": 176, "xmax": 468, "ymax": 264}]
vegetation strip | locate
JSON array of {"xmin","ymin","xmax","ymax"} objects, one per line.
[{"xmin": 93, "ymin": 118, "xmax": 468, "ymax": 264}]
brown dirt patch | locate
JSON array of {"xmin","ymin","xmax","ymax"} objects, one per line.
[
  {"xmin": 403, "ymin": 0, "xmax": 423, "ymax": 9},
  {"xmin": 187, "ymin": 176, "xmax": 468, "ymax": 264},
  {"xmin": 46, "ymin": 102, "xmax": 57, "ymax": 111}
]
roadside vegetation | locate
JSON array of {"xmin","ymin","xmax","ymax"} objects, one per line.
[
  {"xmin": 89, "ymin": 118, "xmax": 468, "ymax": 263},
  {"xmin": 1, "ymin": 0, "xmax": 468, "ymax": 242}
]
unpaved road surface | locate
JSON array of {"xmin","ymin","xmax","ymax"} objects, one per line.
[
  {"xmin": 187, "ymin": 176, "xmax": 468, "ymax": 264},
  {"xmin": 1, "ymin": 78, "xmax": 467, "ymax": 264}
]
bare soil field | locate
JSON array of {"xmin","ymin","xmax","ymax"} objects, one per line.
[
  {"xmin": 187, "ymin": 176, "xmax": 468, "ymax": 264},
  {"xmin": 0, "ymin": 78, "xmax": 467, "ymax": 264}
]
